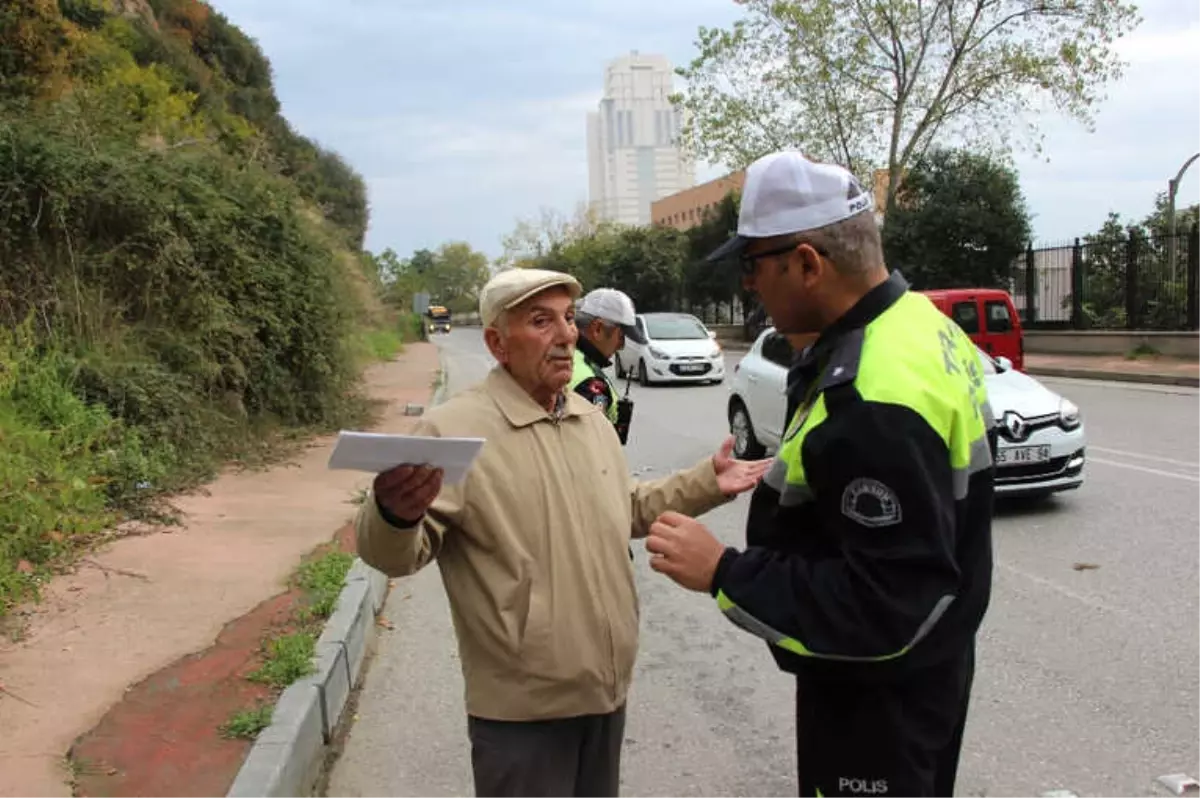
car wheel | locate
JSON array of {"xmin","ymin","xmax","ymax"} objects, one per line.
[
  {"xmin": 638, "ymin": 358, "xmax": 651, "ymax": 387},
  {"xmin": 614, "ymin": 354, "xmax": 625, "ymax": 379},
  {"xmin": 729, "ymin": 400, "xmax": 766, "ymax": 460}
]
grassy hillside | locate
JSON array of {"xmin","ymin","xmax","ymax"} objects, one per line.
[{"xmin": 0, "ymin": 0, "xmax": 408, "ymax": 618}]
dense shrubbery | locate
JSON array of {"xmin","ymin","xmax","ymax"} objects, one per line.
[{"xmin": 0, "ymin": 0, "xmax": 394, "ymax": 617}]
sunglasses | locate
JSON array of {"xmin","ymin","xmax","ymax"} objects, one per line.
[{"xmin": 739, "ymin": 240, "xmax": 829, "ymax": 276}]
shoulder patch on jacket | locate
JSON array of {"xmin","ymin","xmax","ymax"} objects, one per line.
[
  {"xmin": 840, "ymin": 477, "xmax": 902, "ymax": 528},
  {"xmin": 575, "ymin": 377, "xmax": 612, "ymax": 407}
]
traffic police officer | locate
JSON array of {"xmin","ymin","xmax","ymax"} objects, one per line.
[
  {"xmin": 645, "ymin": 151, "xmax": 996, "ymax": 797},
  {"xmin": 571, "ymin": 288, "xmax": 645, "ymax": 444}
]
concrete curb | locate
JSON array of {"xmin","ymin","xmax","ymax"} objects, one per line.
[
  {"xmin": 1025, "ymin": 366, "xmax": 1199, "ymax": 388},
  {"xmin": 431, "ymin": 348, "xmax": 449, "ymax": 406},
  {"xmin": 227, "ymin": 563, "xmax": 389, "ymax": 797},
  {"xmin": 227, "ymin": 343, "xmax": 448, "ymax": 797}
]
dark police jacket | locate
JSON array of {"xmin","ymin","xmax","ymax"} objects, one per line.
[{"xmin": 710, "ymin": 273, "xmax": 998, "ymax": 684}]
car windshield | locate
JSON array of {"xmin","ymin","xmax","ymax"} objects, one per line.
[
  {"xmin": 645, "ymin": 316, "xmax": 708, "ymax": 340},
  {"xmin": 977, "ymin": 348, "xmax": 998, "ymax": 375}
]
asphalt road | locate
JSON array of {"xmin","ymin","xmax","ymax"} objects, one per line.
[{"xmin": 328, "ymin": 329, "xmax": 1199, "ymax": 797}]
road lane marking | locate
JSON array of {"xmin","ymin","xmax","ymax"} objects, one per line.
[
  {"xmin": 996, "ymin": 561, "xmax": 1134, "ymax": 620},
  {"xmin": 1088, "ymin": 457, "xmax": 1200, "ymax": 482},
  {"xmin": 1088, "ymin": 446, "xmax": 1198, "ymax": 469}
]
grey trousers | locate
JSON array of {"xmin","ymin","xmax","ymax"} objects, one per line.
[{"xmin": 467, "ymin": 706, "xmax": 626, "ymax": 797}]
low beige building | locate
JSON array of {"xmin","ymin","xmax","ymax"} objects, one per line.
[
  {"xmin": 652, "ymin": 164, "xmax": 894, "ymax": 231},
  {"xmin": 651, "ymin": 170, "xmax": 745, "ymax": 230}
]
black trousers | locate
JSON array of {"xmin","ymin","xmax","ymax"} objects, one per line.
[
  {"xmin": 795, "ymin": 646, "xmax": 975, "ymax": 797},
  {"xmin": 467, "ymin": 707, "xmax": 626, "ymax": 797}
]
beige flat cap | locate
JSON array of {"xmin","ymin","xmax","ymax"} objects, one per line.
[{"xmin": 479, "ymin": 268, "xmax": 582, "ymax": 327}]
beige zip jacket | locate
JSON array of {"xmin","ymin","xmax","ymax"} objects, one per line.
[{"xmin": 357, "ymin": 365, "xmax": 731, "ymax": 721}]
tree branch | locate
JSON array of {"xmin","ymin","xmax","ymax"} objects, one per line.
[
  {"xmin": 851, "ymin": 0, "xmax": 901, "ymax": 74},
  {"xmin": 767, "ymin": 5, "xmax": 895, "ymax": 105},
  {"xmin": 897, "ymin": 0, "xmax": 987, "ymax": 171}
]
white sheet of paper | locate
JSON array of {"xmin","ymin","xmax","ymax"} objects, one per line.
[{"xmin": 327, "ymin": 430, "xmax": 484, "ymax": 484}]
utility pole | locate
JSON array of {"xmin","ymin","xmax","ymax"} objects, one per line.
[{"xmin": 1168, "ymin": 153, "xmax": 1199, "ymax": 280}]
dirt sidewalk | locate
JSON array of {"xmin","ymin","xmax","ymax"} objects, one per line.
[{"xmin": 0, "ymin": 342, "xmax": 440, "ymax": 797}]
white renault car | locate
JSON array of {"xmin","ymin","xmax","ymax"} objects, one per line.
[
  {"xmin": 727, "ymin": 328, "xmax": 1086, "ymax": 498},
  {"xmin": 615, "ymin": 312, "xmax": 726, "ymax": 385}
]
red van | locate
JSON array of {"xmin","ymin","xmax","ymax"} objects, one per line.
[{"xmin": 920, "ymin": 288, "xmax": 1025, "ymax": 371}]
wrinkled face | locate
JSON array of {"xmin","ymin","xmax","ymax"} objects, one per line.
[
  {"xmin": 740, "ymin": 237, "xmax": 832, "ymax": 335},
  {"xmin": 485, "ymin": 287, "xmax": 578, "ymax": 399}
]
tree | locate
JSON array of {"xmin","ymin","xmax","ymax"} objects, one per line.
[
  {"xmin": 498, "ymin": 203, "xmax": 602, "ymax": 270},
  {"xmin": 1075, "ymin": 197, "xmax": 1199, "ymax": 329},
  {"xmin": 681, "ymin": 191, "xmax": 742, "ymax": 309},
  {"xmin": 601, "ymin": 226, "xmax": 687, "ymax": 312},
  {"xmin": 511, "ymin": 221, "xmax": 689, "ymax": 312},
  {"xmin": 882, "ymin": 148, "xmax": 1030, "ymax": 289},
  {"xmin": 408, "ymin": 248, "xmax": 437, "ymax": 278},
  {"xmin": 673, "ymin": 0, "xmax": 1141, "ymax": 215},
  {"xmin": 428, "ymin": 242, "xmax": 491, "ymax": 314}
]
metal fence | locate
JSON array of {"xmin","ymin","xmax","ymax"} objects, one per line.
[
  {"xmin": 676, "ymin": 295, "xmax": 748, "ymax": 327},
  {"xmin": 663, "ymin": 223, "xmax": 1200, "ymax": 334},
  {"xmin": 1011, "ymin": 224, "xmax": 1200, "ymax": 331}
]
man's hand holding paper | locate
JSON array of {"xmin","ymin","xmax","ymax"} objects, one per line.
[{"xmin": 373, "ymin": 464, "xmax": 443, "ymax": 525}]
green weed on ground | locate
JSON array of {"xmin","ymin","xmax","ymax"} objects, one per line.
[
  {"xmin": 248, "ymin": 631, "xmax": 316, "ymax": 688},
  {"xmin": 219, "ymin": 704, "xmax": 273, "ymax": 740},
  {"xmin": 360, "ymin": 328, "xmax": 404, "ymax": 361},
  {"xmin": 224, "ymin": 548, "xmax": 356, "ymax": 736},
  {"xmin": 294, "ymin": 550, "xmax": 355, "ymax": 622},
  {"xmin": 1, "ymin": 323, "xmax": 130, "ymax": 616},
  {"xmin": 1125, "ymin": 342, "xmax": 1161, "ymax": 360}
]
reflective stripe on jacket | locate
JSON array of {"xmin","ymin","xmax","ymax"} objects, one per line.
[
  {"xmin": 711, "ymin": 272, "xmax": 997, "ymax": 681},
  {"xmin": 569, "ymin": 347, "xmax": 619, "ymax": 424}
]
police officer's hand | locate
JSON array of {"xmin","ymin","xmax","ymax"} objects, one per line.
[
  {"xmin": 373, "ymin": 465, "xmax": 443, "ymax": 524},
  {"xmin": 646, "ymin": 511, "xmax": 726, "ymax": 593},
  {"xmin": 711, "ymin": 436, "xmax": 771, "ymax": 496}
]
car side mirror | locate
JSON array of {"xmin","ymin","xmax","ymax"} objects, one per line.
[
  {"xmin": 707, "ymin": 330, "xmax": 717, "ymax": 339},
  {"xmin": 995, "ymin": 356, "xmax": 1013, "ymax": 372}
]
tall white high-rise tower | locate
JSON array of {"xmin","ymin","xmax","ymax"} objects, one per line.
[{"xmin": 586, "ymin": 51, "xmax": 695, "ymax": 227}]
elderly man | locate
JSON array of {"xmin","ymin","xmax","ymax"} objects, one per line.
[
  {"xmin": 647, "ymin": 152, "xmax": 996, "ymax": 797},
  {"xmin": 356, "ymin": 268, "xmax": 769, "ymax": 798}
]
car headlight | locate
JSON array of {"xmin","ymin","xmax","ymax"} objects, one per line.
[
  {"xmin": 1059, "ymin": 398, "xmax": 1081, "ymax": 429},
  {"xmin": 648, "ymin": 346, "xmax": 670, "ymax": 360}
]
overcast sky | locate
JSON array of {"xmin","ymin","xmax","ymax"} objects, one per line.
[{"xmin": 211, "ymin": 0, "xmax": 1200, "ymax": 258}]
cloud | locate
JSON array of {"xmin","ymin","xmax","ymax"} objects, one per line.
[
  {"xmin": 1012, "ymin": 8, "xmax": 1200, "ymax": 240},
  {"xmin": 209, "ymin": 0, "xmax": 1200, "ymax": 257},
  {"xmin": 206, "ymin": 0, "xmax": 748, "ymax": 258}
]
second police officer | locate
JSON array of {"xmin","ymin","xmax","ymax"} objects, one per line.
[{"xmin": 570, "ymin": 287, "xmax": 644, "ymax": 445}]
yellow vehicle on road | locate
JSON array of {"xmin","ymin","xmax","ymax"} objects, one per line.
[{"xmin": 425, "ymin": 305, "xmax": 451, "ymax": 334}]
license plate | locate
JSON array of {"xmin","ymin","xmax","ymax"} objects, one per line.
[
  {"xmin": 997, "ymin": 445, "xmax": 1051, "ymax": 465},
  {"xmin": 677, "ymin": 363, "xmax": 706, "ymax": 373}
]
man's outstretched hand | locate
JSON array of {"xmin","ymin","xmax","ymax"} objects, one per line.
[{"xmin": 712, "ymin": 435, "xmax": 770, "ymax": 496}]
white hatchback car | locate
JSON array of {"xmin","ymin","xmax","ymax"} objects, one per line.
[
  {"xmin": 728, "ymin": 328, "xmax": 1086, "ymax": 498},
  {"xmin": 615, "ymin": 312, "xmax": 726, "ymax": 386}
]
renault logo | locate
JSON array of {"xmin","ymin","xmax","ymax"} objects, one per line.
[{"xmin": 1002, "ymin": 411, "xmax": 1028, "ymax": 441}]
